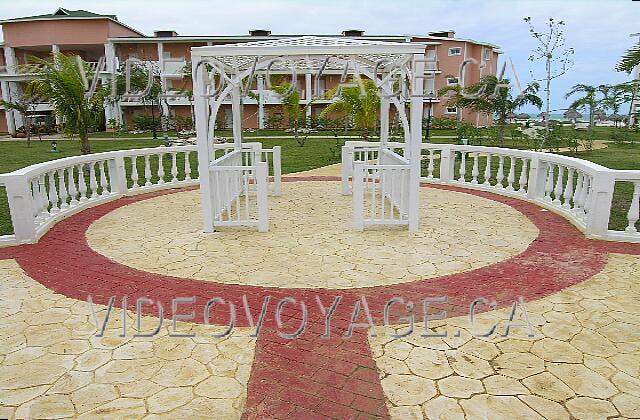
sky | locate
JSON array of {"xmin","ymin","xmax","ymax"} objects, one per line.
[{"xmin": 2, "ymin": 0, "xmax": 639, "ymax": 114}]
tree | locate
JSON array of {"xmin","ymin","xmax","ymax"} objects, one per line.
[
  {"xmin": 616, "ymin": 43, "xmax": 640, "ymax": 74},
  {"xmin": 598, "ymin": 84, "xmax": 625, "ymax": 115},
  {"xmin": 272, "ymin": 82, "xmax": 314, "ymax": 146},
  {"xmin": 524, "ymin": 16, "xmax": 574, "ymax": 146},
  {"xmin": 439, "ymin": 75, "xmax": 542, "ymax": 146},
  {"xmin": 27, "ymin": 53, "xmax": 106, "ymax": 154},
  {"xmin": 320, "ymin": 79, "xmax": 380, "ymax": 141},
  {"xmin": 0, "ymin": 85, "xmax": 39, "ymax": 146},
  {"xmin": 565, "ymin": 84, "xmax": 600, "ymax": 132},
  {"xmin": 115, "ymin": 62, "xmax": 164, "ymax": 139}
]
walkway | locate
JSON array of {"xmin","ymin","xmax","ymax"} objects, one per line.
[{"xmin": 0, "ymin": 167, "xmax": 639, "ymax": 419}]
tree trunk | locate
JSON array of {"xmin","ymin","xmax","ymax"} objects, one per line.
[
  {"xmin": 24, "ymin": 114, "xmax": 31, "ymax": 148},
  {"xmin": 80, "ymin": 126, "xmax": 91, "ymax": 154},
  {"xmin": 543, "ymin": 59, "xmax": 551, "ymax": 148}
]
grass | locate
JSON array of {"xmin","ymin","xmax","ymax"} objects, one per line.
[{"xmin": 0, "ymin": 136, "xmax": 638, "ymax": 236}]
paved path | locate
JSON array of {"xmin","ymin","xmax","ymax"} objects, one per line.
[{"xmin": 0, "ymin": 173, "xmax": 639, "ymax": 418}]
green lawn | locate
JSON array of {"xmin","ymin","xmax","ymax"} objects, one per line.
[{"xmin": 0, "ymin": 137, "xmax": 638, "ymax": 236}]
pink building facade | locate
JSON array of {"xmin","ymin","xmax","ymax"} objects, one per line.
[{"xmin": 0, "ymin": 9, "xmax": 501, "ymax": 134}]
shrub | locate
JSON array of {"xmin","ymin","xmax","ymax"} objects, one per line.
[
  {"xmin": 132, "ymin": 114, "xmax": 160, "ymax": 131},
  {"xmin": 175, "ymin": 115, "xmax": 193, "ymax": 132},
  {"xmin": 429, "ymin": 117, "xmax": 457, "ymax": 130}
]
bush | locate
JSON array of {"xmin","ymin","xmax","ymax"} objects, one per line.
[
  {"xmin": 175, "ymin": 115, "xmax": 193, "ymax": 132},
  {"xmin": 132, "ymin": 114, "xmax": 160, "ymax": 131},
  {"xmin": 429, "ymin": 117, "xmax": 457, "ymax": 130}
]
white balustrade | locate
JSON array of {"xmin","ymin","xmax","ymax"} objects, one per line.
[{"xmin": 0, "ymin": 145, "xmax": 202, "ymax": 245}]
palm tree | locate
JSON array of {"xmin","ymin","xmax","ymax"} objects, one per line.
[
  {"xmin": 271, "ymin": 82, "xmax": 314, "ymax": 146},
  {"xmin": 565, "ymin": 84, "xmax": 601, "ymax": 133},
  {"xmin": 27, "ymin": 53, "xmax": 105, "ymax": 154},
  {"xmin": 616, "ymin": 43, "xmax": 640, "ymax": 74},
  {"xmin": 439, "ymin": 75, "xmax": 542, "ymax": 146},
  {"xmin": 320, "ymin": 79, "xmax": 380, "ymax": 141},
  {"xmin": 0, "ymin": 85, "xmax": 39, "ymax": 146}
]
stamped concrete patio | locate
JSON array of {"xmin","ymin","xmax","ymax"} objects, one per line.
[{"xmin": 1, "ymin": 166, "xmax": 640, "ymax": 419}]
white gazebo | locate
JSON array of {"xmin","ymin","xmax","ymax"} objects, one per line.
[{"xmin": 191, "ymin": 36, "xmax": 428, "ymax": 233}]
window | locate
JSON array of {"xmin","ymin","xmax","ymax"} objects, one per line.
[
  {"xmin": 483, "ymin": 47, "xmax": 492, "ymax": 61},
  {"xmin": 446, "ymin": 107, "xmax": 457, "ymax": 114},
  {"xmin": 448, "ymin": 47, "xmax": 461, "ymax": 56},
  {"xmin": 447, "ymin": 77, "xmax": 459, "ymax": 86}
]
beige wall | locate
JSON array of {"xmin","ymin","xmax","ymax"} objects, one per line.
[{"xmin": 3, "ymin": 19, "xmax": 139, "ymax": 48}]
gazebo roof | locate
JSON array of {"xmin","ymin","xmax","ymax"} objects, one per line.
[{"xmin": 191, "ymin": 36, "xmax": 429, "ymax": 71}]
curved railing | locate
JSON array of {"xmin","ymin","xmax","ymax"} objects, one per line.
[
  {"xmin": 0, "ymin": 143, "xmax": 281, "ymax": 246},
  {"xmin": 343, "ymin": 142, "xmax": 640, "ymax": 243}
]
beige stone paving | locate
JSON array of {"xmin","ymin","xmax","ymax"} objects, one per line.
[
  {"xmin": 86, "ymin": 182, "xmax": 538, "ymax": 289},
  {"xmin": 369, "ymin": 253, "xmax": 640, "ymax": 420},
  {"xmin": 0, "ymin": 260, "xmax": 256, "ymax": 419}
]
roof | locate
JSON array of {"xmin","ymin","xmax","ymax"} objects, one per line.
[
  {"xmin": 0, "ymin": 8, "xmax": 145, "ymax": 36},
  {"xmin": 108, "ymin": 34, "xmax": 410, "ymax": 43},
  {"xmin": 190, "ymin": 36, "xmax": 430, "ymax": 72},
  {"xmin": 0, "ymin": 8, "xmax": 116, "ymax": 23}
]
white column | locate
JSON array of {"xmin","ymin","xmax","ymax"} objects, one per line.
[
  {"xmin": 408, "ymin": 54, "xmax": 425, "ymax": 232},
  {"xmin": 3, "ymin": 47, "xmax": 24, "ymax": 130},
  {"xmin": 103, "ymin": 43, "xmax": 122, "ymax": 128},
  {"xmin": 305, "ymin": 73, "xmax": 312, "ymax": 119},
  {"xmin": 193, "ymin": 55, "xmax": 215, "ymax": 232},
  {"xmin": 1, "ymin": 81, "xmax": 16, "ymax": 134},
  {"xmin": 231, "ymin": 83, "xmax": 243, "ymax": 149},
  {"xmin": 51, "ymin": 44, "xmax": 60, "ymax": 56},
  {"xmin": 257, "ymin": 75, "xmax": 265, "ymax": 129}
]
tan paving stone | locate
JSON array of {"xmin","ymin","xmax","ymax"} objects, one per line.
[
  {"xmin": 404, "ymin": 347, "xmax": 453, "ymax": 379},
  {"xmin": 522, "ymin": 372, "xmax": 575, "ymax": 402},
  {"xmin": 530, "ymin": 338, "xmax": 583, "ymax": 363},
  {"xmin": 381, "ymin": 374, "xmax": 437, "ymax": 406},
  {"xmin": 147, "ymin": 386, "xmax": 194, "ymax": 414},
  {"xmin": 71, "ymin": 383, "xmax": 119, "ymax": 413},
  {"xmin": 565, "ymin": 397, "xmax": 618, "ymax": 419},
  {"xmin": 482, "ymin": 374, "xmax": 529, "ymax": 396},
  {"xmin": 76, "ymin": 398, "xmax": 147, "ymax": 419},
  {"xmin": 518, "ymin": 395, "xmax": 570, "ymax": 420},
  {"xmin": 422, "ymin": 396, "xmax": 465, "ymax": 419},
  {"xmin": 547, "ymin": 363, "xmax": 617, "ymax": 399},
  {"xmin": 15, "ymin": 394, "xmax": 76, "ymax": 419},
  {"xmin": 460, "ymin": 395, "xmax": 543, "ymax": 419},
  {"xmin": 437, "ymin": 375, "xmax": 484, "ymax": 398},
  {"xmin": 611, "ymin": 393, "xmax": 640, "ymax": 418},
  {"xmin": 492, "ymin": 352, "xmax": 545, "ymax": 380}
]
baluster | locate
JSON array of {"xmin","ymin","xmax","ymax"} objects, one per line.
[
  {"xmin": 506, "ymin": 156, "xmax": 516, "ymax": 191},
  {"xmin": 67, "ymin": 166, "xmax": 78, "ymax": 206},
  {"xmin": 471, "ymin": 153, "xmax": 479, "ymax": 184},
  {"xmin": 57, "ymin": 168, "xmax": 69, "ymax": 209},
  {"xmin": 184, "ymin": 152, "xmax": 192, "ymax": 181},
  {"xmin": 552, "ymin": 165, "xmax": 565, "ymax": 205},
  {"xmin": 458, "ymin": 151, "xmax": 467, "ymax": 182},
  {"xmin": 544, "ymin": 164, "xmax": 554, "ymax": 201},
  {"xmin": 427, "ymin": 150, "xmax": 435, "ymax": 179},
  {"xmin": 583, "ymin": 176, "xmax": 594, "ymax": 217},
  {"xmin": 77, "ymin": 164, "xmax": 88, "ymax": 202},
  {"xmin": 31, "ymin": 179, "xmax": 42, "ymax": 222},
  {"xmin": 171, "ymin": 152, "xmax": 178, "ymax": 183},
  {"xmin": 518, "ymin": 158, "xmax": 529, "ymax": 194},
  {"xmin": 562, "ymin": 168, "xmax": 575, "ymax": 209},
  {"xmin": 573, "ymin": 172, "xmax": 584, "ymax": 214},
  {"xmin": 144, "ymin": 155, "xmax": 152, "ymax": 186},
  {"xmin": 626, "ymin": 181, "xmax": 640, "ymax": 233},
  {"xmin": 38, "ymin": 175, "xmax": 49, "ymax": 218},
  {"xmin": 575, "ymin": 173, "xmax": 589, "ymax": 219},
  {"xmin": 496, "ymin": 155, "xmax": 505, "ymax": 188},
  {"xmin": 99, "ymin": 161, "xmax": 109, "ymax": 196},
  {"xmin": 157, "ymin": 153, "xmax": 165, "ymax": 184},
  {"xmin": 483, "ymin": 154, "xmax": 492, "ymax": 187},
  {"xmin": 47, "ymin": 171, "xmax": 60, "ymax": 213},
  {"xmin": 89, "ymin": 162, "xmax": 98, "ymax": 199},
  {"xmin": 130, "ymin": 156, "xmax": 139, "ymax": 188}
]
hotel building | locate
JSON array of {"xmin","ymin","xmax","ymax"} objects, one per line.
[{"xmin": 0, "ymin": 8, "xmax": 501, "ymax": 135}]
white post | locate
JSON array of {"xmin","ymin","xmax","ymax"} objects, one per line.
[
  {"xmin": 256, "ymin": 162, "xmax": 269, "ymax": 232},
  {"xmin": 257, "ymin": 75, "xmax": 265, "ymax": 130},
  {"xmin": 526, "ymin": 156, "xmax": 547, "ymax": 200},
  {"xmin": 107, "ymin": 154, "xmax": 128, "ymax": 195},
  {"xmin": 585, "ymin": 171, "xmax": 616, "ymax": 237},
  {"xmin": 231, "ymin": 84, "xmax": 243, "ymax": 150},
  {"xmin": 380, "ymin": 95, "xmax": 390, "ymax": 147},
  {"xmin": 341, "ymin": 145, "xmax": 353, "ymax": 195},
  {"xmin": 1, "ymin": 81, "xmax": 16, "ymax": 135},
  {"xmin": 272, "ymin": 146, "xmax": 282, "ymax": 195},
  {"xmin": 305, "ymin": 73, "xmax": 312, "ymax": 119},
  {"xmin": 352, "ymin": 161, "xmax": 365, "ymax": 231},
  {"xmin": 408, "ymin": 53, "xmax": 425, "ymax": 232},
  {"xmin": 193, "ymin": 55, "xmax": 215, "ymax": 233},
  {"xmin": 2, "ymin": 174, "xmax": 37, "ymax": 242},
  {"xmin": 3, "ymin": 47, "xmax": 23, "ymax": 132},
  {"xmin": 439, "ymin": 145, "xmax": 454, "ymax": 182}
]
